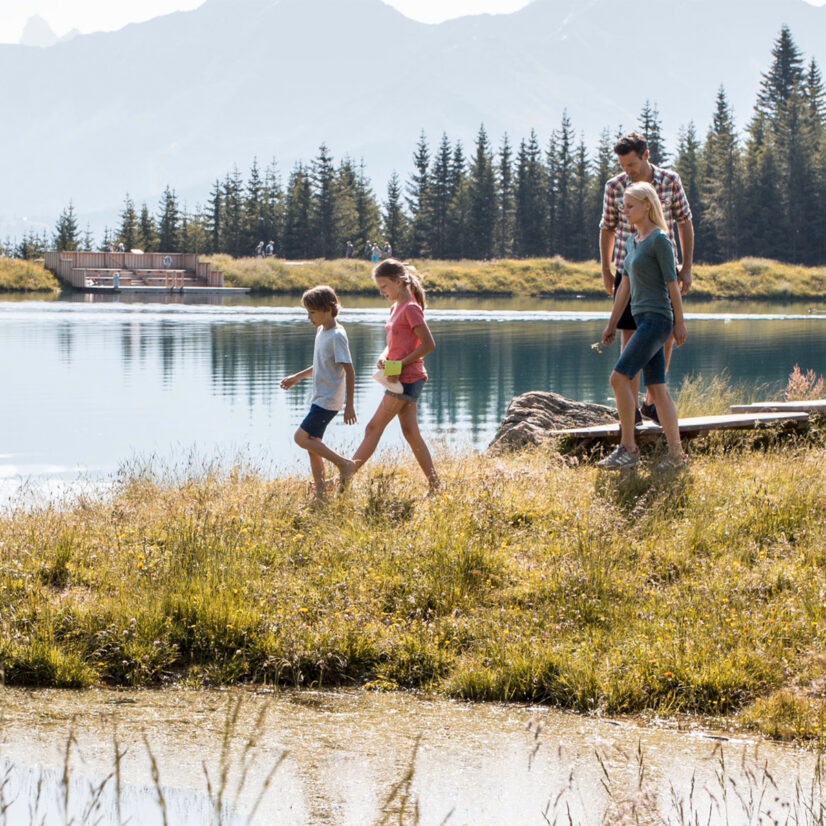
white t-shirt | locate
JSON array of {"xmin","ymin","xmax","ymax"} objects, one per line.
[{"xmin": 312, "ymin": 324, "xmax": 352, "ymax": 411}]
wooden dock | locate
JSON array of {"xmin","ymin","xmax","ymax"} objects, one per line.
[
  {"xmin": 44, "ymin": 251, "xmax": 248, "ymax": 294},
  {"xmin": 551, "ymin": 411, "xmax": 810, "ymax": 445}
]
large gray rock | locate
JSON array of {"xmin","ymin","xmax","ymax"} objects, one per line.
[{"xmin": 489, "ymin": 392, "xmax": 617, "ymax": 452}]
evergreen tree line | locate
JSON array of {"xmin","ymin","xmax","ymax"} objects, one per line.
[{"xmin": 5, "ymin": 27, "xmax": 824, "ymax": 266}]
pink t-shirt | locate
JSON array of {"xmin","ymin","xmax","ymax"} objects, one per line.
[{"xmin": 386, "ymin": 300, "xmax": 428, "ymax": 383}]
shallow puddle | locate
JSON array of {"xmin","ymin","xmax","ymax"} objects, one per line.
[{"xmin": 0, "ymin": 687, "xmax": 821, "ymax": 824}]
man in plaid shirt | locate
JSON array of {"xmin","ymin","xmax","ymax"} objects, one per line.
[{"xmin": 599, "ymin": 132, "xmax": 694, "ymax": 422}]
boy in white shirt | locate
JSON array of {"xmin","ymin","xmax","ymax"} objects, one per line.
[{"xmin": 280, "ymin": 286, "xmax": 357, "ymax": 498}]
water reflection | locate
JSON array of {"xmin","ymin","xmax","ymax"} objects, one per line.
[
  {"xmin": 0, "ymin": 300, "xmax": 824, "ymax": 486},
  {"xmin": 0, "ymin": 688, "xmax": 819, "ymax": 825}
]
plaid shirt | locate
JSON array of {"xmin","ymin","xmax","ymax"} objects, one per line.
[{"xmin": 600, "ymin": 165, "xmax": 692, "ymax": 274}]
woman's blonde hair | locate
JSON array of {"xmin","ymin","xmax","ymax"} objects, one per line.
[
  {"xmin": 372, "ymin": 258, "xmax": 427, "ymax": 309},
  {"xmin": 624, "ymin": 181, "xmax": 668, "ymax": 234}
]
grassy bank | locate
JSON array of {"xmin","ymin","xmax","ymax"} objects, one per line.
[
  {"xmin": 211, "ymin": 254, "xmax": 826, "ymax": 302},
  {"xmin": 0, "ymin": 258, "xmax": 60, "ymax": 292},
  {"xmin": 3, "ymin": 425, "xmax": 826, "ymax": 744}
]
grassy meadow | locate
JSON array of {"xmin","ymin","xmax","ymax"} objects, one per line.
[
  {"xmin": 3, "ymin": 396, "xmax": 826, "ymax": 744},
  {"xmin": 212, "ymin": 254, "xmax": 826, "ymax": 301}
]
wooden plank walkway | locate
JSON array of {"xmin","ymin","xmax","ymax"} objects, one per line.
[
  {"xmin": 730, "ymin": 400, "xmax": 826, "ymax": 414},
  {"xmin": 551, "ymin": 412, "xmax": 809, "ymax": 444}
]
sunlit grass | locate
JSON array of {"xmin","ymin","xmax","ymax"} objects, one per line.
[
  {"xmin": 0, "ymin": 258, "xmax": 60, "ymax": 292},
  {"xmin": 210, "ymin": 254, "xmax": 826, "ymax": 300},
  {"xmin": 2, "ymin": 423, "xmax": 826, "ymax": 742}
]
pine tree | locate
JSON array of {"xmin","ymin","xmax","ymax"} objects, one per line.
[
  {"xmin": 740, "ymin": 113, "xmax": 784, "ymax": 259},
  {"xmin": 138, "ymin": 203, "xmax": 158, "ymax": 252},
  {"xmin": 467, "ymin": 125, "xmax": 497, "ymax": 260},
  {"xmin": 81, "ymin": 223, "xmax": 95, "ymax": 252},
  {"xmin": 353, "ymin": 159, "xmax": 380, "ymax": 256},
  {"xmin": 206, "ymin": 180, "xmax": 224, "ymax": 255},
  {"xmin": 406, "ymin": 131, "xmax": 431, "ymax": 257},
  {"xmin": 117, "ymin": 194, "xmax": 139, "ymax": 251},
  {"xmin": 283, "ymin": 163, "xmax": 313, "ymax": 259},
  {"xmin": 514, "ymin": 131, "xmax": 546, "ymax": 257},
  {"xmin": 179, "ymin": 204, "xmax": 209, "ymax": 254},
  {"xmin": 18, "ymin": 229, "xmax": 47, "ymax": 259},
  {"xmin": 222, "ymin": 168, "xmax": 245, "ymax": 257},
  {"xmin": 244, "ymin": 158, "xmax": 267, "ymax": 255},
  {"xmin": 157, "ymin": 186, "xmax": 180, "ymax": 251},
  {"xmin": 569, "ymin": 136, "xmax": 592, "ymax": 260},
  {"xmin": 262, "ymin": 160, "xmax": 284, "ymax": 255},
  {"xmin": 429, "ymin": 134, "xmax": 452, "ymax": 258},
  {"xmin": 495, "ymin": 134, "xmax": 514, "ymax": 258},
  {"xmin": 382, "ymin": 171, "xmax": 408, "ymax": 256},
  {"xmin": 54, "ymin": 202, "xmax": 80, "ymax": 251},
  {"xmin": 638, "ymin": 100, "xmax": 668, "ymax": 166},
  {"xmin": 312, "ymin": 143, "xmax": 337, "ymax": 259},
  {"xmin": 804, "ymin": 58, "xmax": 826, "ymax": 123},
  {"xmin": 334, "ymin": 157, "xmax": 360, "ymax": 258},
  {"xmin": 445, "ymin": 141, "xmax": 469, "ymax": 259},
  {"xmin": 674, "ymin": 122, "xmax": 704, "ymax": 259},
  {"xmin": 551, "ymin": 112, "xmax": 576, "ymax": 258},
  {"xmin": 700, "ymin": 88, "xmax": 741, "ymax": 262},
  {"xmin": 589, "ymin": 128, "xmax": 616, "ymax": 259},
  {"xmin": 756, "ymin": 25, "xmax": 805, "ymax": 117}
]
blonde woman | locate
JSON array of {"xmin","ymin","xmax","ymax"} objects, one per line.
[{"xmin": 599, "ymin": 181, "xmax": 687, "ymax": 470}]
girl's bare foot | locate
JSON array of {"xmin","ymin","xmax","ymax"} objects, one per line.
[{"xmin": 338, "ymin": 459, "xmax": 357, "ymax": 489}]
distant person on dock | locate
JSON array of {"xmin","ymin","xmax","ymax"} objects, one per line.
[
  {"xmin": 599, "ymin": 182, "xmax": 687, "ymax": 471},
  {"xmin": 351, "ymin": 259, "xmax": 439, "ymax": 491},
  {"xmin": 280, "ymin": 286, "xmax": 357, "ymax": 499},
  {"xmin": 255, "ymin": 240, "xmax": 265, "ymax": 258},
  {"xmin": 599, "ymin": 132, "xmax": 694, "ymax": 425},
  {"xmin": 364, "ymin": 241, "xmax": 373, "ymax": 260},
  {"xmin": 266, "ymin": 240, "xmax": 274, "ymax": 257},
  {"xmin": 371, "ymin": 244, "xmax": 381, "ymax": 263},
  {"xmin": 345, "ymin": 240, "xmax": 354, "ymax": 259},
  {"xmin": 383, "ymin": 241, "xmax": 393, "ymax": 259}
]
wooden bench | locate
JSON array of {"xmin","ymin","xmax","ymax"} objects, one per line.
[
  {"xmin": 731, "ymin": 400, "xmax": 826, "ymax": 414},
  {"xmin": 551, "ymin": 412, "xmax": 810, "ymax": 445}
]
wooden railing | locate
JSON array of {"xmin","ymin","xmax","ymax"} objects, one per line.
[{"xmin": 44, "ymin": 251, "xmax": 224, "ymax": 289}]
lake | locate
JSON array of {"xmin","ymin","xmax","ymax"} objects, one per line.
[{"xmin": 2, "ymin": 293, "xmax": 825, "ymax": 496}]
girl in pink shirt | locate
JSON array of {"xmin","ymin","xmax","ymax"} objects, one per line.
[{"xmin": 352, "ymin": 259, "xmax": 439, "ymax": 490}]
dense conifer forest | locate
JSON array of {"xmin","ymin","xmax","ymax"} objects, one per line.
[{"xmin": 8, "ymin": 27, "xmax": 825, "ymax": 267}]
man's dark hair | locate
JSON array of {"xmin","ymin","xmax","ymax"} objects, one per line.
[{"xmin": 613, "ymin": 132, "xmax": 648, "ymax": 157}]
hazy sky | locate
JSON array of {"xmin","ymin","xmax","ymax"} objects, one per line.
[{"xmin": 0, "ymin": 0, "xmax": 537, "ymax": 43}]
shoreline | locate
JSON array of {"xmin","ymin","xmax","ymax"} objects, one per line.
[{"xmin": 9, "ymin": 256, "xmax": 826, "ymax": 302}]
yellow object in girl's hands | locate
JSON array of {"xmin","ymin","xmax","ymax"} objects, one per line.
[{"xmin": 384, "ymin": 360, "xmax": 403, "ymax": 376}]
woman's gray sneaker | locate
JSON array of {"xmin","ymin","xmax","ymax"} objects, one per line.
[{"xmin": 598, "ymin": 444, "xmax": 641, "ymax": 470}]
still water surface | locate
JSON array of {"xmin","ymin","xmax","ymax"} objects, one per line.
[
  {"xmin": 1, "ymin": 294, "xmax": 825, "ymax": 491},
  {"xmin": 0, "ymin": 687, "xmax": 819, "ymax": 825}
]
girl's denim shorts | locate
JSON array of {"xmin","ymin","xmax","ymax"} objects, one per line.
[
  {"xmin": 614, "ymin": 312, "xmax": 673, "ymax": 387},
  {"xmin": 386, "ymin": 378, "xmax": 426, "ymax": 403}
]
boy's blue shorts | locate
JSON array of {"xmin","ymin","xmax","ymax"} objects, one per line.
[
  {"xmin": 614, "ymin": 312, "xmax": 673, "ymax": 387},
  {"xmin": 299, "ymin": 404, "xmax": 338, "ymax": 439}
]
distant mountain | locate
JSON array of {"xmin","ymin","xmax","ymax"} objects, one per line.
[
  {"xmin": 19, "ymin": 15, "xmax": 58, "ymax": 48},
  {"xmin": 1, "ymin": 0, "xmax": 824, "ymax": 239}
]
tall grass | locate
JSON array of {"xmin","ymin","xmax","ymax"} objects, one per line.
[
  {"xmin": 210, "ymin": 255, "xmax": 826, "ymax": 300},
  {"xmin": 2, "ymin": 428, "xmax": 826, "ymax": 742},
  {"xmin": 0, "ymin": 259, "xmax": 60, "ymax": 292}
]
